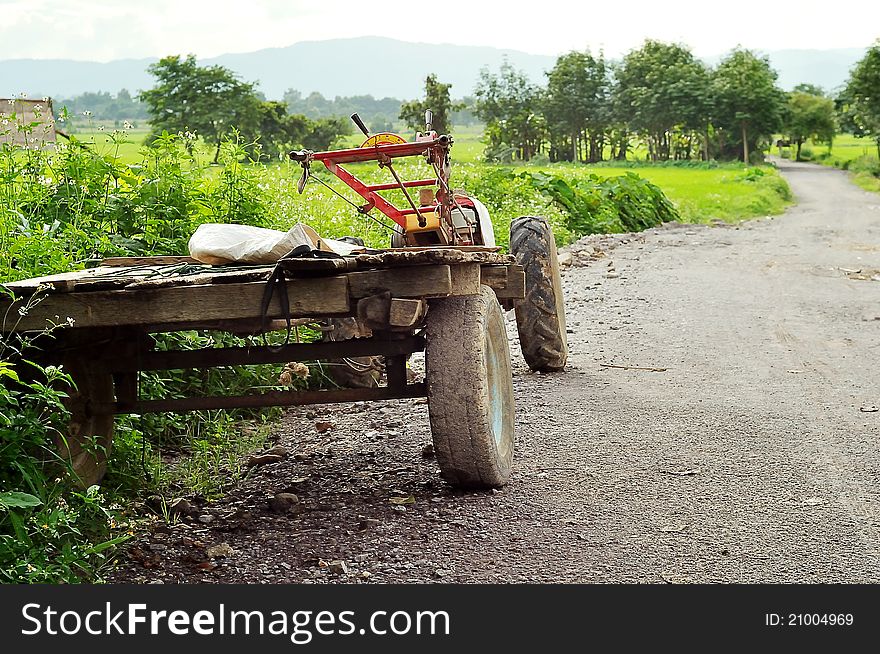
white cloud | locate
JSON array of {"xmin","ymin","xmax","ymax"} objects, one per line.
[{"xmin": 0, "ymin": 0, "xmax": 877, "ymax": 61}]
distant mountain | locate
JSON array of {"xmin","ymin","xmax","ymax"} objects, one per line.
[
  {"xmin": 0, "ymin": 37, "xmax": 869, "ymax": 101},
  {"xmin": 0, "ymin": 37, "xmax": 555, "ymax": 101}
]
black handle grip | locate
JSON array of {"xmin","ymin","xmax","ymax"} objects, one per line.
[
  {"xmin": 288, "ymin": 149, "xmax": 311, "ymax": 162},
  {"xmin": 350, "ymin": 113, "xmax": 370, "ymax": 138}
]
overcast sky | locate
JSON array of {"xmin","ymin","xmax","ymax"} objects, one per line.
[{"xmin": 1, "ymin": 0, "xmax": 878, "ymax": 61}]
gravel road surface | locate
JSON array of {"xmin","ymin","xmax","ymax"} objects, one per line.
[{"xmin": 112, "ymin": 159, "xmax": 880, "ymax": 584}]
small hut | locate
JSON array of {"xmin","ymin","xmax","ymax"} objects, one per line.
[{"xmin": 0, "ymin": 97, "xmax": 66, "ymax": 149}]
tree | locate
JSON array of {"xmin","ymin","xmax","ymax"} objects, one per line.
[
  {"xmin": 474, "ymin": 60, "xmax": 545, "ymax": 161},
  {"xmin": 793, "ymin": 83, "xmax": 825, "ymax": 97},
  {"xmin": 249, "ymin": 102, "xmax": 351, "ymax": 160},
  {"xmin": 140, "ymin": 55, "xmax": 261, "ymax": 163},
  {"xmin": 543, "ymin": 51, "xmax": 610, "ymax": 162},
  {"xmin": 613, "ymin": 41, "xmax": 711, "ymax": 161},
  {"xmin": 784, "ymin": 91, "xmax": 836, "ymax": 160},
  {"xmin": 712, "ymin": 49, "xmax": 787, "ymax": 163},
  {"xmin": 840, "ymin": 41, "xmax": 880, "ymax": 159},
  {"xmin": 399, "ymin": 74, "xmax": 462, "ymax": 135}
]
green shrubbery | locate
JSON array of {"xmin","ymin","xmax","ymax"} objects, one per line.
[{"xmin": 0, "ymin": 314, "xmax": 127, "ymax": 583}]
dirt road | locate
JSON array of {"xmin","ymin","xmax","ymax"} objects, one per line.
[{"xmin": 114, "ymin": 160, "xmax": 880, "ymax": 584}]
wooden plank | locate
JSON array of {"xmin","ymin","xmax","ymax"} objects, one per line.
[
  {"xmin": 389, "ymin": 298, "xmax": 426, "ymax": 328},
  {"xmin": 1, "ymin": 276, "xmax": 350, "ymax": 332},
  {"xmin": 3, "ymin": 266, "xmax": 119, "ymax": 293},
  {"xmin": 93, "ymin": 383, "xmax": 428, "ymax": 415},
  {"xmin": 3, "ymin": 264, "xmax": 275, "ymax": 295},
  {"xmin": 101, "ymin": 256, "xmax": 200, "ymax": 267},
  {"xmin": 347, "ymin": 264, "xmax": 453, "ymax": 299}
]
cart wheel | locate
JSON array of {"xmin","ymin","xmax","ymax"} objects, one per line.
[
  {"xmin": 509, "ymin": 216, "xmax": 568, "ymax": 372},
  {"xmin": 58, "ymin": 358, "xmax": 116, "ymax": 488},
  {"xmin": 426, "ymin": 285, "xmax": 515, "ymax": 488},
  {"xmin": 390, "ymin": 225, "xmax": 406, "ymax": 248}
]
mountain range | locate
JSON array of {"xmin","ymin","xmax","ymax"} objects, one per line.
[{"xmin": 0, "ymin": 37, "xmax": 868, "ymax": 101}]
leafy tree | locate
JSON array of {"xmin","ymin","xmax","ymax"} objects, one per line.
[
  {"xmin": 613, "ymin": 41, "xmax": 711, "ymax": 161},
  {"xmin": 249, "ymin": 102, "xmax": 351, "ymax": 160},
  {"xmin": 793, "ymin": 83, "xmax": 825, "ymax": 97},
  {"xmin": 302, "ymin": 116, "xmax": 352, "ymax": 151},
  {"xmin": 56, "ymin": 89, "xmax": 148, "ymax": 123},
  {"xmin": 840, "ymin": 41, "xmax": 880, "ymax": 158},
  {"xmin": 474, "ymin": 61, "xmax": 545, "ymax": 161},
  {"xmin": 283, "ymin": 90, "xmax": 402, "ymax": 128},
  {"xmin": 399, "ymin": 74, "xmax": 462, "ymax": 135},
  {"xmin": 784, "ymin": 91, "xmax": 836, "ymax": 160},
  {"xmin": 543, "ymin": 51, "xmax": 611, "ymax": 162},
  {"xmin": 712, "ymin": 49, "xmax": 787, "ymax": 162},
  {"xmin": 140, "ymin": 55, "xmax": 261, "ymax": 163}
]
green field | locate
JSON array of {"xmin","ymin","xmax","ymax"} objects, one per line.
[{"xmin": 68, "ymin": 126, "xmax": 790, "ymax": 238}]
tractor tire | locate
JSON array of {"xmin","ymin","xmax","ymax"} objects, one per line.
[
  {"xmin": 425, "ymin": 285, "xmax": 515, "ymax": 488},
  {"xmin": 509, "ymin": 216, "xmax": 568, "ymax": 372}
]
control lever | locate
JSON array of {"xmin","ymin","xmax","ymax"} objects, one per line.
[{"xmin": 350, "ymin": 113, "xmax": 370, "ymax": 138}]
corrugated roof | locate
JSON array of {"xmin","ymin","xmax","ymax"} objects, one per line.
[{"xmin": 0, "ymin": 98, "xmax": 59, "ymax": 149}]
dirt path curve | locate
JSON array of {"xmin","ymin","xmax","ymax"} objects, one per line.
[{"xmin": 113, "ymin": 160, "xmax": 880, "ymax": 584}]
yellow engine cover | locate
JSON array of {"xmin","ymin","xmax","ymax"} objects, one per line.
[{"xmin": 405, "ymin": 210, "xmax": 440, "ymax": 233}]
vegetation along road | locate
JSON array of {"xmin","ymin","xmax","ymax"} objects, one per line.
[{"xmin": 110, "ymin": 159, "xmax": 880, "ymax": 584}]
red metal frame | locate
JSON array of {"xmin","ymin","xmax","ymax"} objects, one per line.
[{"xmin": 304, "ymin": 135, "xmax": 453, "ymax": 231}]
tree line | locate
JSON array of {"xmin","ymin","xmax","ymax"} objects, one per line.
[{"xmin": 472, "ymin": 39, "xmax": 880, "ymax": 164}]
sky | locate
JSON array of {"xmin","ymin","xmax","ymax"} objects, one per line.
[{"xmin": 1, "ymin": 0, "xmax": 878, "ymax": 62}]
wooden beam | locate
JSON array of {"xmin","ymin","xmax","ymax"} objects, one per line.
[
  {"xmin": 347, "ymin": 264, "xmax": 453, "ymax": 299},
  {"xmin": 101, "ymin": 256, "xmax": 201, "ymax": 267},
  {"xmin": 1, "ymin": 276, "xmax": 350, "ymax": 332}
]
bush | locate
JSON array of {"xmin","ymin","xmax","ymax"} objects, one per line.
[{"xmin": 0, "ymin": 306, "xmax": 128, "ymax": 583}]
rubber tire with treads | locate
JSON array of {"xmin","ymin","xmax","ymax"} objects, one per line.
[
  {"xmin": 425, "ymin": 285, "xmax": 515, "ymax": 488},
  {"xmin": 58, "ymin": 358, "xmax": 116, "ymax": 488},
  {"xmin": 509, "ymin": 216, "xmax": 568, "ymax": 371}
]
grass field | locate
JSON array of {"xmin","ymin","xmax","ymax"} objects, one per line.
[
  {"xmin": 66, "ymin": 124, "xmax": 791, "ymax": 241},
  {"xmin": 508, "ymin": 162, "xmax": 792, "ymax": 224}
]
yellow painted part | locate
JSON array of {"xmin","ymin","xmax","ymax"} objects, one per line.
[
  {"xmin": 405, "ymin": 211, "xmax": 440, "ymax": 233},
  {"xmin": 360, "ymin": 132, "xmax": 407, "ymax": 147}
]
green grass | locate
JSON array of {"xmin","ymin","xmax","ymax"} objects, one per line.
[
  {"xmin": 64, "ymin": 126, "xmax": 790, "ymax": 240},
  {"xmin": 510, "ymin": 162, "xmax": 792, "ymax": 224},
  {"xmin": 798, "ymin": 133, "xmax": 879, "ymax": 165}
]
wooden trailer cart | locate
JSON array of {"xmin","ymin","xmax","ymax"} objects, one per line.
[{"xmin": 0, "ymin": 248, "xmax": 536, "ymax": 490}]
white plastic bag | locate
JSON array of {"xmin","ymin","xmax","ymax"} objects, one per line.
[{"xmin": 188, "ymin": 223, "xmax": 361, "ymax": 265}]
